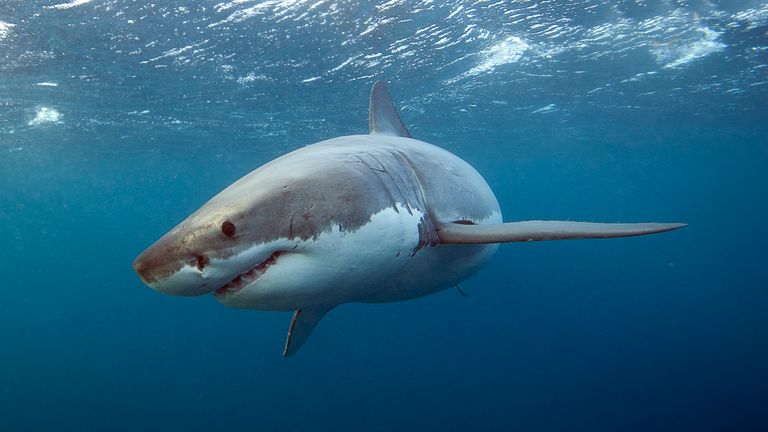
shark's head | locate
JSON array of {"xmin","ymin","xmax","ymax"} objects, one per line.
[
  {"xmin": 132, "ymin": 142, "xmax": 410, "ymax": 308},
  {"xmin": 132, "ymin": 148, "xmax": 327, "ymax": 300},
  {"xmin": 131, "ymin": 174, "xmax": 296, "ymax": 298}
]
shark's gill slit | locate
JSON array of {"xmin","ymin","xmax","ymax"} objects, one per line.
[
  {"xmin": 452, "ymin": 219, "xmax": 477, "ymax": 225},
  {"xmin": 215, "ymin": 251, "xmax": 284, "ymax": 296}
]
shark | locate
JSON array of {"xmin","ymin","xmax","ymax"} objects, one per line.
[{"xmin": 133, "ymin": 81, "xmax": 685, "ymax": 356}]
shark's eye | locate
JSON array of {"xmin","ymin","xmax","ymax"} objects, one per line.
[{"xmin": 221, "ymin": 220, "xmax": 236, "ymax": 237}]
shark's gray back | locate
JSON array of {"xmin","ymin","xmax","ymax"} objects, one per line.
[{"xmin": 306, "ymin": 134, "xmax": 502, "ymax": 225}]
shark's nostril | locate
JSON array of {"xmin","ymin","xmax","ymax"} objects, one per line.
[{"xmin": 196, "ymin": 255, "xmax": 208, "ymax": 271}]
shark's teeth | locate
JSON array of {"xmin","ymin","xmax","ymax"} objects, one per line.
[{"xmin": 215, "ymin": 251, "xmax": 283, "ymax": 297}]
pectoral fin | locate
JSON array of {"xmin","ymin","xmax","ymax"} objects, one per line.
[
  {"xmin": 283, "ymin": 305, "xmax": 335, "ymax": 357},
  {"xmin": 437, "ymin": 220, "xmax": 686, "ymax": 244}
]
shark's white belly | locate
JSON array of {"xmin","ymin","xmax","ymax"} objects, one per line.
[{"xmin": 218, "ymin": 204, "xmax": 500, "ymax": 311}]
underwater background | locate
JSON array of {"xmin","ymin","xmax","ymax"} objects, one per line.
[{"xmin": 1, "ymin": 0, "xmax": 767, "ymax": 430}]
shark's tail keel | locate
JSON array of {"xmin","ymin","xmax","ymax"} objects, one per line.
[{"xmin": 436, "ymin": 220, "xmax": 687, "ymax": 244}]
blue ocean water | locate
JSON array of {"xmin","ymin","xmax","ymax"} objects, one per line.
[{"xmin": 2, "ymin": 0, "xmax": 768, "ymax": 430}]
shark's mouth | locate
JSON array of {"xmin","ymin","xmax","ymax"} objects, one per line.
[{"xmin": 214, "ymin": 251, "xmax": 283, "ymax": 298}]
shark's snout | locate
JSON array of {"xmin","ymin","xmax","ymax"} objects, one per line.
[
  {"xmin": 132, "ymin": 256, "xmax": 153, "ymax": 285},
  {"xmin": 132, "ymin": 245, "xmax": 214, "ymax": 297}
]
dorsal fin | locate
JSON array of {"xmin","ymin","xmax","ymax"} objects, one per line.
[{"xmin": 369, "ymin": 81, "xmax": 411, "ymax": 137}]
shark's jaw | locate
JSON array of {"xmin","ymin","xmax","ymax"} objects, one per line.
[
  {"xmin": 133, "ymin": 238, "xmax": 296, "ymax": 298},
  {"xmin": 213, "ymin": 251, "xmax": 283, "ymax": 299}
]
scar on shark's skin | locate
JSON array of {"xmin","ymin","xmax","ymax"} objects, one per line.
[{"xmin": 133, "ymin": 81, "xmax": 686, "ymax": 357}]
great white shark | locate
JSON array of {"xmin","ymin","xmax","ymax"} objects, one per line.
[{"xmin": 133, "ymin": 81, "xmax": 685, "ymax": 356}]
